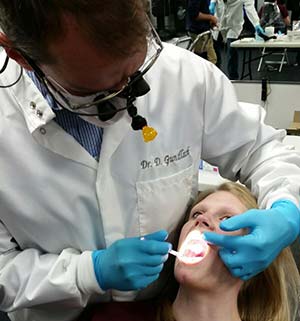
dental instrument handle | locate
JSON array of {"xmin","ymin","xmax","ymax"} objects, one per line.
[{"xmin": 169, "ymin": 249, "xmax": 181, "ymax": 258}]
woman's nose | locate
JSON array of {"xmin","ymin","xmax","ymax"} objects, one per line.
[{"xmin": 194, "ymin": 215, "xmax": 214, "ymax": 231}]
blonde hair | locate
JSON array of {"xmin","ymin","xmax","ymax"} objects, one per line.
[
  {"xmin": 158, "ymin": 182, "xmax": 300, "ymax": 321},
  {"xmin": 217, "ymin": 183, "xmax": 299, "ymax": 321}
]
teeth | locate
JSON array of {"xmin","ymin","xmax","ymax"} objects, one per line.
[
  {"xmin": 178, "ymin": 230, "xmax": 208, "ymax": 264},
  {"xmin": 183, "ymin": 249, "xmax": 196, "ymax": 257},
  {"xmin": 183, "ymin": 242, "xmax": 204, "ymax": 257}
]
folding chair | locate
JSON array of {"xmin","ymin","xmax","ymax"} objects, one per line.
[
  {"xmin": 257, "ymin": 47, "xmax": 289, "ymax": 72},
  {"xmin": 187, "ymin": 30, "xmax": 212, "ymax": 53},
  {"xmin": 174, "ymin": 30, "xmax": 212, "ymax": 54},
  {"xmin": 174, "ymin": 35, "xmax": 193, "ymax": 49}
]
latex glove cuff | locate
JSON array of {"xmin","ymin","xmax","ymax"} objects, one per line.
[
  {"xmin": 271, "ymin": 199, "xmax": 300, "ymax": 239},
  {"xmin": 255, "ymin": 25, "xmax": 265, "ymax": 35},
  {"xmin": 209, "ymin": 2, "xmax": 216, "ymax": 15}
]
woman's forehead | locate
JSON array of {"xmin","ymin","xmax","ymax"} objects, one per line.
[{"xmin": 193, "ymin": 191, "xmax": 247, "ymax": 213}]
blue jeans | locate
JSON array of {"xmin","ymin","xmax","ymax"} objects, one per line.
[{"xmin": 227, "ymin": 38, "xmax": 239, "ymax": 80}]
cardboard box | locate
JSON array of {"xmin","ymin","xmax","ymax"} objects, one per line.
[{"xmin": 287, "ymin": 111, "xmax": 300, "ymax": 135}]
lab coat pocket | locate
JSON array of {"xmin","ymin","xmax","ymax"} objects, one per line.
[{"xmin": 136, "ymin": 165, "xmax": 194, "ymax": 235}]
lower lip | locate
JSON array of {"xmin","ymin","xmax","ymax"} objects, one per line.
[
  {"xmin": 180, "ymin": 248, "xmax": 206, "ymax": 265},
  {"xmin": 180, "ymin": 255, "xmax": 205, "ymax": 265}
]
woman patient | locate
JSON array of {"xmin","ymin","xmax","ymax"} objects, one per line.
[
  {"xmin": 82, "ymin": 182, "xmax": 299, "ymax": 321},
  {"xmin": 158, "ymin": 182, "xmax": 300, "ymax": 321}
]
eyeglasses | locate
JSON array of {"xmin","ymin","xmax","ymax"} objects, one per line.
[{"xmin": 24, "ymin": 15, "xmax": 163, "ymax": 113}]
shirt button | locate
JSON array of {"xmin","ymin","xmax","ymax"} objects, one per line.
[
  {"xmin": 36, "ymin": 110, "xmax": 43, "ymax": 118},
  {"xmin": 30, "ymin": 101, "xmax": 36, "ymax": 110},
  {"xmin": 39, "ymin": 127, "xmax": 46, "ymax": 135}
]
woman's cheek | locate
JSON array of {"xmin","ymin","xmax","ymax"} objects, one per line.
[{"xmin": 178, "ymin": 223, "xmax": 191, "ymax": 247}]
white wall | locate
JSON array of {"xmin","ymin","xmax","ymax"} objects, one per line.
[{"xmin": 232, "ymin": 81, "xmax": 300, "ymax": 129}]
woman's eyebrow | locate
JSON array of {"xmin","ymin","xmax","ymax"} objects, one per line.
[{"xmin": 216, "ymin": 206, "xmax": 241, "ymax": 217}]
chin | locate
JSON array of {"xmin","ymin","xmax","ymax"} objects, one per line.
[{"xmin": 174, "ymin": 260, "xmax": 233, "ymax": 291}]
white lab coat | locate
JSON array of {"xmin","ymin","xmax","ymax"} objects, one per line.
[
  {"xmin": 0, "ymin": 44, "xmax": 299, "ymax": 321},
  {"xmin": 220, "ymin": 0, "xmax": 260, "ymax": 40}
]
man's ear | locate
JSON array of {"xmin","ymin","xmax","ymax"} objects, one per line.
[{"xmin": 0, "ymin": 32, "xmax": 33, "ymax": 70}]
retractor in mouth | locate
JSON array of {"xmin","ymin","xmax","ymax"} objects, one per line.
[{"xmin": 178, "ymin": 230, "xmax": 209, "ymax": 265}]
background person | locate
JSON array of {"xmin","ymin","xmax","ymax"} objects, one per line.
[
  {"xmin": 210, "ymin": 0, "xmax": 226, "ymax": 68},
  {"xmin": 259, "ymin": 0, "xmax": 290, "ymax": 33},
  {"xmin": 218, "ymin": 0, "xmax": 265, "ymax": 79},
  {"xmin": 186, "ymin": 0, "xmax": 218, "ymax": 64},
  {"xmin": 158, "ymin": 182, "xmax": 300, "ymax": 321},
  {"xmin": 286, "ymin": 0, "xmax": 300, "ymax": 65},
  {"xmin": 0, "ymin": 1, "xmax": 299, "ymax": 321},
  {"xmin": 286, "ymin": 0, "xmax": 300, "ymax": 24}
]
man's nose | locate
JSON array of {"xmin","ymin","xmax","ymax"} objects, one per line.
[{"xmin": 194, "ymin": 215, "xmax": 214, "ymax": 231}]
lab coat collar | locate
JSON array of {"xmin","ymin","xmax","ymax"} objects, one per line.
[
  {"xmin": 2, "ymin": 53, "xmax": 56, "ymax": 134},
  {"xmin": 1, "ymin": 52, "xmax": 133, "ymax": 166}
]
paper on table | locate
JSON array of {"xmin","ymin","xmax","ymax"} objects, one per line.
[{"xmin": 240, "ymin": 37, "xmax": 255, "ymax": 42}]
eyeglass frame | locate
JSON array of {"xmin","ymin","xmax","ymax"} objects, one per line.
[{"xmin": 21, "ymin": 15, "xmax": 163, "ymax": 112}]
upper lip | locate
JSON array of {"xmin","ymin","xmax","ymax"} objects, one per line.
[
  {"xmin": 181, "ymin": 228, "xmax": 207, "ymax": 250},
  {"xmin": 188, "ymin": 226, "xmax": 208, "ymax": 236}
]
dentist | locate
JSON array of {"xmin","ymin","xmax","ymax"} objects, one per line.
[{"xmin": 0, "ymin": 1, "xmax": 299, "ymax": 321}]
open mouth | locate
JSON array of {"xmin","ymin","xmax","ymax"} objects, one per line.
[{"xmin": 178, "ymin": 230, "xmax": 209, "ymax": 265}]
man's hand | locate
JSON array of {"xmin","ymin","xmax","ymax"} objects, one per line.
[
  {"xmin": 255, "ymin": 24, "xmax": 265, "ymax": 37},
  {"xmin": 210, "ymin": 15, "xmax": 218, "ymax": 27},
  {"xmin": 203, "ymin": 200, "xmax": 300, "ymax": 280},
  {"xmin": 92, "ymin": 230, "xmax": 171, "ymax": 291}
]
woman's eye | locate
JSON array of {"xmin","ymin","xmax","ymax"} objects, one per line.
[
  {"xmin": 220, "ymin": 215, "xmax": 231, "ymax": 221},
  {"xmin": 191, "ymin": 211, "xmax": 202, "ymax": 219}
]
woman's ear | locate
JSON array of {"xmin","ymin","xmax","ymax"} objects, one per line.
[{"xmin": 0, "ymin": 32, "xmax": 33, "ymax": 70}]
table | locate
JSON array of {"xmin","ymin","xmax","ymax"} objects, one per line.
[
  {"xmin": 282, "ymin": 135, "xmax": 300, "ymax": 151},
  {"xmin": 230, "ymin": 36, "xmax": 300, "ymax": 79}
]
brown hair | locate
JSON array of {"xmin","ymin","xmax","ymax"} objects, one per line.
[
  {"xmin": 158, "ymin": 182, "xmax": 300, "ymax": 321},
  {"xmin": 0, "ymin": 0, "xmax": 149, "ymax": 63}
]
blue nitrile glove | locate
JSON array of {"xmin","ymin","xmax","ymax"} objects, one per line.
[
  {"xmin": 203, "ymin": 200, "xmax": 300, "ymax": 280},
  {"xmin": 209, "ymin": 1, "xmax": 216, "ymax": 15},
  {"xmin": 255, "ymin": 24, "xmax": 265, "ymax": 36},
  {"xmin": 92, "ymin": 230, "xmax": 171, "ymax": 291}
]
